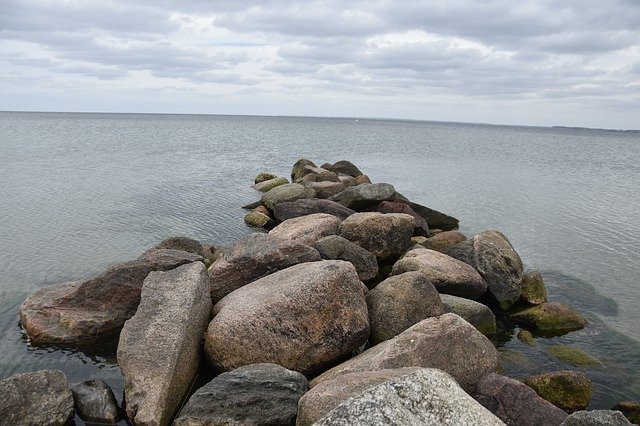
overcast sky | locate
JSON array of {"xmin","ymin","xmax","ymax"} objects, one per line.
[{"xmin": 1, "ymin": 0, "xmax": 639, "ymax": 129}]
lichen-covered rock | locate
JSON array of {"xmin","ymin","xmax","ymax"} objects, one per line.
[
  {"xmin": 254, "ymin": 176, "xmax": 289, "ymax": 192},
  {"xmin": 255, "ymin": 171, "xmax": 278, "ymax": 184},
  {"xmin": 548, "ymin": 346, "xmax": 601, "ymax": 367},
  {"xmin": 561, "ymin": 410, "xmax": 632, "ymax": 425},
  {"xmin": 291, "ymin": 158, "xmax": 317, "ymax": 181},
  {"xmin": 273, "ymin": 198, "xmax": 355, "ymax": 222},
  {"xmin": 329, "ymin": 183, "xmax": 395, "ymax": 210},
  {"xmin": 366, "ymin": 271, "xmax": 444, "ymax": 344},
  {"xmin": 517, "ymin": 329, "xmax": 536, "ymax": 346},
  {"xmin": 611, "ymin": 402, "xmax": 640, "ymax": 424},
  {"xmin": 71, "ymin": 380, "xmax": 120, "ymax": 424},
  {"xmin": 174, "ymin": 364, "xmax": 308, "ymax": 426},
  {"xmin": 314, "ymin": 235, "xmax": 378, "ymax": 281},
  {"xmin": 368, "ymin": 200, "xmax": 429, "ymax": 236},
  {"xmin": 328, "ymin": 160, "xmax": 363, "ymax": 177},
  {"xmin": 205, "ymin": 261, "xmax": 370, "ymax": 376},
  {"xmin": 420, "ymin": 230, "xmax": 467, "ymax": 252},
  {"xmin": 244, "ymin": 211, "xmax": 276, "ymax": 229},
  {"xmin": 269, "ymin": 213, "xmax": 341, "ymax": 246},
  {"xmin": 0, "ymin": 370, "xmax": 74, "ymax": 426},
  {"xmin": 510, "ymin": 302, "xmax": 587, "ymax": 336},
  {"xmin": 302, "ymin": 180, "xmax": 345, "ymax": 198},
  {"xmin": 339, "ymin": 212, "xmax": 414, "ymax": 262},
  {"xmin": 311, "ymin": 313, "xmax": 499, "ymax": 392},
  {"xmin": 207, "ymin": 233, "xmax": 321, "ymax": 304},
  {"xmin": 523, "ymin": 371, "xmax": 592, "ymax": 413},
  {"xmin": 261, "ymin": 183, "xmax": 316, "ymax": 210},
  {"xmin": 520, "ymin": 270, "xmax": 548, "ymax": 305},
  {"xmin": 391, "ymin": 192, "xmax": 459, "ymax": 230},
  {"xmin": 441, "ymin": 294, "xmax": 496, "ymax": 334}
]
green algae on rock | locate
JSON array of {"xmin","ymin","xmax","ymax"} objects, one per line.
[
  {"xmin": 520, "ymin": 270, "xmax": 548, "ymax": 305},
  {"xmin": 517, "ymin": 329, "xmax": 536, "ymax": 346},
  {"xmin": 548, "ymin": 346, "xmax": 601, "ymax": 367},
  {"xmin": 523, "ymin": 370, "xmax": 592, "ymax": 413},
  {"xmin": 510, "ymin": 302, "xmax": 587, "ymax": 336}
]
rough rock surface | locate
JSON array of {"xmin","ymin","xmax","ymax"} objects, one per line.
[
  {"xmin": 0, "ymin": 370, "xmax": 74, "ymax": 426},
  {"xmin": 302, "ymin": 180, "xmax": 345, "ymax": 198},
  {"xmin": 117, "ymin": 262, "xmax": 212, "ymax": 426},
  {"xmin": 420, "ymin": 230, "xmax": 467, "ymax": 252},
  {"xmin": 314, "ymin": 369, "xmax": 504, "ymax": 426},
  {"xmin": 338, "ymin": 174, "xmax": 358, "ymax": 187},
  {"xmin": 510, "ymin": 302, "xmax": 587, "ymax": 335},
  {"xmin": 339, "ymin": 212, "xmax": 414, "ymax": 262},
  {"xmin": 298, "ymin": 166, "xmax": 340, "ymax": 183},
  {"xmin": 392, "ymin": 247, "xmax": 487, "ymax": 299},
  {"xmin": 612, "ymin": 402, "xmax": 640, "ymax": 424},
  {"xmin": 441, "ymin": 294, "xmax": 496, "ymax": 334},
  {"xmin": 254, "ymin": 171, "xmax": 278, "ymax": 184},
  {"xmin": 244, "ymin": 211, "xmax": 276, "ymax": 229},
  {"xmin": 329, "ymin": 183, "xmax": 396, "ymax": 209},
  {"xmin": 273, "ymin": 198, "xmax": 355, "ymax": 222},
  {"xmin": 311, "ymin": 313, "xmax": 499, "ymax": 392},
  {"xmin": 391, "ymin": 192, "xmax": 460, "ymax": 230},
  {"xmin": 366, "ymin": 271, "xmax": 444, "ymax": 344},
  {"xmin": 561, "ymin": 410, "xmax": 632, "ymax": 425},
  {"xmin": 71, "ymin": 380, "xmax": 120, "ymax": 424},
  {"xmin": 523, "ymin": 371, "xmax": 592, "ymax": 413},
  {"xmin": 521, "ymin": 270, "xmax": 548, "ymax": 305},
  {"xmin": 146, "ymin": 236, "xmax": 205, "ymax": 256},
  {"xmin": 291, "ymin": 158, "xmax": 317, "ymax": 181},
  {"xmin": 174, "ymin": 364, "xmax": 308, "ymax": 426},
  {"xmin": 445, "ymin": 230, "xmax": 524, "ymax": 310},
  {"xmin": 205, "ymin": 260, "xmax": 370, "ymax": 376},
  {"xmin": 314, "ymin": 235, "xmax": 378, "ymax": 281},
  {"xmin": 475, "ymin": 373, "xmax": 568, "ymax": 426},
  {"xmin": 261, "ymin": 183, "xmax": 316, "ymax": 210},
  {"xmin": 254, "ymin": 176, "xmax": 289, "ymax": 192},
  {"xmin": 20, "ymin": 250, "xmax": 201, "ymax": 347},
  {"xmin": 208, "ymin": 233, "xmax": 321, "ymax": 303},
  {"xmin": 368, "ymin": 201, "xmax": 430, "ymax": 236},
  {"xmin": 269, "ymin": 213, "xmax": 341, "ymax": 246},
  {"xmin": 328, "ymin": 160, "xmax": 363, "ymax": 177}
]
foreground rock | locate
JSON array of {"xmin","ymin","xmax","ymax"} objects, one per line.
[
  {"xmin": 311, "ymin": 313, "xmax": 498, "ymax": 392},
  {"xmin": 315, "ymin": 369, "xmax": 504, "ymax": 426},
  {"xmin": 441, "ymin": 294, "xmax": 496, "ymax": 334},
  {"xmin": 339, "ymin": 212, "xmax": 414, "ymax": 262},
  {"xmin": 561, "ymin": 410, "xmax": 631, "ymax": 425},
  {"xmin": 174, "ymin": 364, "xmax": 307, "ymax": 426},
  {"xmin": 391, "ymin": 192, "xmax": 460, "ymax": 230},
  {"xmin": 368, "ymin": 201, "xmax": 429, "ymax": 236},
  {"xmin": 0, "ymin": 370, "xmax": 74, "ymax": 426},
  {"xmin": 329, "ymin": 183, "xmax": 396, "ymax": 209},
  {"xmin": 205, "ymin": 261, "xmax": 369, "ymax": 376},
  {"xmin": 475, "ymin": 373, "xmax": 568, "ymax": 425},
  {"xmin": 269, "ymin": 213, "xmax": 341, "ymax": 245},
  {"xmin": 521, "ymin": 270, "xmax": 548, "ymax": 305},
  {"xmin": 510, "ymin": 302, "xmax": 587, "ymax": 335},
  {"xmin": 117, "ymin": 262, "xmax": 212, "ymax": 426},
  {"xmin": 612, "ymin": 402, "xmax": 640, "ymax": 424},
  {"xmin": 71, "ymin": 380, "xmax": 120, "ymax": 424},
  {"xmin": 523, "ymin": 371, "xmax": 592, "ymax": 413},
  {"xmin": 366, "ymin": 271, "xmax": 444, "ymax": 344},
  {"xmin": 314, "ymin": 235, "xmax": 378, "ymax": 281},
  {"xmin": 261, "ymin": 183, "xmax": 316, "ymax": 210},
  {"xmin": 445, "ymin": 230, "xmax": 524, "ymax": 310},
  {"xmin": 273, "ymin": 198, "xmax": 355, "ymax": 222},
  {"xmin": 20, "ymin": 250, "xmax": 201, "ymax": 347},
  {"xmin": 208, "ymin": 233, "xmax": 321, "ymax": 303},
  {"xmin": 392, "ymin": 247, "xmax": 487, "ymax": 299}
]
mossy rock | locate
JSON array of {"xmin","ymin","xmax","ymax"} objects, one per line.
[
  {"xmin": 498, "ymin": 349, "xmax": 534, "ymax": 368},
  {"xmin": 244, "ymin": 211, "xmax": 275, "ymax": 229},
  {"xmin": 254, "ymin": 172, "xmax": 278, "ymax": 184},
  {"xmin": 254, "ymin": 176, "xmax": 290, "ymax": 192},
  {"xmin": 520, "ymin": 270, "xmax": 548, "ymax": 305},
  {"xmin": 523, "ymin": 370, "xmax": 592, "ymax": 413},
  {"xmin": 261, "ymin": 183, "xmax": 316, "ymax": 210},
  {"xmin": 548, "ymin": 346, "xmax": 601, "ymax": 367},
  {"xmin": 517, "ymin": 329, "xmax": 536, "ymax": 346},
  {"xmin": 510, "ymin": 302, "xmax": 587, "ymax": 336},
  {"xmin": 242, "ymin": 200, "xmax": 263, "ymax": 210},
  {"xmin": 441, "ymin": 294, "xmax": 496, "ymax": 334}
]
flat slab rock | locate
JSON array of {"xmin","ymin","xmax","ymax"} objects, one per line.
[
  {"xmin": 174, "ymin": 364, "xmax": 308, "ymax": 426},
  {"xmin": 329, "ymin": 182, "xmax": 396, "ymax": 210}
]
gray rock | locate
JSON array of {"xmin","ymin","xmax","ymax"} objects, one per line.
[
  {"xmin": 329, "ymin": 183, "xmax": 396, "ymax": 210},
  {"xmin": 328, "ymin": 160, "xmax": 364, "ymax": 177},
  {"xmin": 291, "ymin": 158, "xmax": 317, "ymax": 181},
  {"xmin": 0, "ymin": 370, "xmax": 74, "ymax": 426},
  {"xmin": 367, "ymin": 271, "xmax": 445, "ymax": 344},
  {"xmin": 174, "ymin": 364, "xmax": 308, "ymax": 426},
  {"xmin": 367, "ymin": 201, "xmax": 430, "ymax": 236},
  {"xmin": 261, "ymin": 183, "xmax": 316, "ymax": 210},
  {"xmin": 254, "ymin": 176, "xmax": 290, "ymax": 192},
  {"xmin": 71, "ymin": 380, "xmax": 120, "ymax": 424},
  {"xmin": 208, "ymin": 233, "xmax": 321, "ymax": 304},
  {"xmin": 441, "ymin": 294, "xmax": 496, "ymax": 334},
  {"xmin": 270, "ymin": 213, "xmax": 341, "ymax": 246},
  {"xmin": 254, "ymin": 171, "xmax": 278, "ymax": 184},
  {"xmin": 314, "ymin": 235, "xmax": 378, "ymax": 281},
  {"xmin": 273, "ymin": 198, "xmax": 355, "ymax": 222},
  {"xmin": 314, "ymin": 368, "xmax": 504, "ymax": 426},
  {"xmin": 117, "ymin": 262, "xmax": 212, "ymax": 426},
  {"xmin": 311, "ymin": 313, "xmax": 499, "ymax": 392},
  {"xmin": 298, "ymin": 166, "xmax": 341, "ymax": 183},
  {"xmin": 391, "ymin": 192, "xmax": 460, "ymax": 230},
  {"xmin": 561, "ymin": 410, "xmax": 631, "ymax": 425},
  {"xmin": 475, "ymin": 373, "xmax": 568, "ymax": 426},
  {"xmin": 355, "ymin": 174, "xmax": 372, "ymax": 185},
  {"xmin": 205, "ymin": 261, "xmax": 369, "ymax": 376},
  {"xmin": 146, "ymin": 236, "xmax": 205, "ymax": 256},
  {"xmin": 303, "ymin": 180, "xmax": 346, "ymax": 198},
  {"xmin": 419, "ymin": 230, "xmax": 467, "ymax": 252},
  {"xmin": 338, "ymin": 174, "xmax": 358, "ymax": 187},
  {"xmin": 137, "ymin": 248, "xmax": 203, "ymax": 268}
]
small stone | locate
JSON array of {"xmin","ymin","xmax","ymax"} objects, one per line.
[
  {"xmin": 523, "ymin": 370, "xmax": 592, "ymax": 413},
  {"xmin": 548, "ymin": 346, "xmax": 601, "ymax": 367},
  {"xmin": 71, "ymin": 380, "xmax": 120, "ymax": 424}
]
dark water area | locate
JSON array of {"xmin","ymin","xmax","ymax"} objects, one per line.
[{"xmin": 1, "ymin": 111, "xmax": 639, "ymax": 418}]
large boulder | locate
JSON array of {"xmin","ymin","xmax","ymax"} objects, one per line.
[
  {"xmin": 174, "ymin": 364, "xmax": 308, "ymax": 426},
  {"xmin": 207, "ymin": 233, "xmax": 321, "ymax": 304},
  {"xmin": 302, "ymin": 180, "xmax": 345, "ymax": 198},
  {"xmin": 19, "ymin": 250, "xmax": 201, "ymax": 347},
  {"xmin": 314, "ymin": 235, "xmax": 378, "ymax": 281},
  {"xmin": 0, "ymin": 370, "xmax": 74, "ymax": 426},
  {"xmin": 261, "ymin": 183, "xmax": 316, "ymax": 210},
  {"xmin": 520, "ymin": 270, "xmax": 548, "ymax": 305},
  {"xmin": 71, "ymin": 380, "xmax": 121, "ymax": 424},
  {"xmin": 419, "ymin": 230, "xmax": 467, "ymax": 252},
  {"xmin": 475, "ymin": 373, "xmax": 568, "ymax": 425},
  {"xmin": 392, "ymin": 247, "xmax": 487, "ymax": 299},
  {"xmin": 117, "ymin": 262, "xmax": 212, "ymax": 426},
  {"xmin": 205, "ymin": 261, "xmax": 370, "ymax": 376},
  {"xmin": 366, "ymin": 271, "xmax": 444, "ymax": 344},
  {"xmin": 291, "ymin": 158, "xmax": 316, "ymax": 181},
  {"xmin": 339, "ymin": 212, "xmax": 414, "ymax": 262},
  {"xmin": 273, "ymin": 198, "xmax": 355, "ymax": 222},
  {"xmin": 311, "ymin": 313, "xmax": 499, "ymax": 392},
  {"xmin": 510, "ymin": 302, "xmax": 587, "ymax": 336},
  {"xmin": 254, "ymin": 176, "xmax": 289, "ymax": 192},
  {"xmin": 314, "ymin": 369, "xmax": 504, "ymax": 426},
  {"xmin": 391, "ymin": 192, "xmax": 459, "ymax": 230},
  {"xmin": 523, "ymin": 371, "xmax": 592, "ymax": 413},
  {"xmin": 367, "ymin": 201, "xmax": 430, "ymax": 236},
  {"xmin": 441, "ymin": 294, "xmax": 496, "ymax": 334},
  {"xmin": 561, "ymin": 410, "xmax": 631, "ymax": 425},
  {"xmin": 269, "ymin": 213, "xmax": 341, "ymax": 246},
  {"xmin": 329, "ymin": 183, "xmax": 395, "ymax": 210},
  {"xmin": 327, "ymin": 160, "xmax": 363, "ymax": 177},
  {"xmin": 445, "ymin": 230, "xmax": 524, "ymax": 310}
]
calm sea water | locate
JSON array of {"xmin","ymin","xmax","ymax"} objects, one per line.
[{"xmin": 1, "ymin": 112, "xmax": 639, "ymax": 412}]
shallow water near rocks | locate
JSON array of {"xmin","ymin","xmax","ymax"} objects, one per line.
[{"xmin": 1, "ymin": 112, "xmax": 639, "ymax": 418}]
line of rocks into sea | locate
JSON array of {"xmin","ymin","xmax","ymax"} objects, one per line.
[{"xmin": 2, "ymin": 159, "xmax": 639, "ymax": 425}]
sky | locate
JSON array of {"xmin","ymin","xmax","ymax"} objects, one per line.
[{"xmin": 1, "ymin": 0, "xmax": 639, "ymax": 129}]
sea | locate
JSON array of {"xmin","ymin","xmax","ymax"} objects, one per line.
[{"xmin": 1, "ymin": 111, "xmax": 639, "ymax": 415}]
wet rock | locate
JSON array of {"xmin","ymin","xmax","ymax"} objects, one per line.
[
  {"xmin": 328, "ymin": 160, "xmax": 363, "ymax": 177},
  {"xmin": 71, "ymin": 380, "xmax": 120, "ymax": 424},
  {"xmin": 270, "ymin": 213, "xmax": 341, "ymax": 246},
  {"xmin": 474, "ymin": 373, "xmax": 568, "ymax": 426},
  {"xmin": 0, "ymin": 370, "xmax": 74, "ymax": 426},
  {"xmin": 329, "ymin": 183, "xmax": 395, "ymax": 210},
  {"xmin": 523, "ymin": 371, "xmax": 592, "ymax": 413},
  {"xmin": 314, "ymin": 369, "xmax": 503, "ymax": 426},
  {"xmin": 368, "ymin": 200, "xmax": 429, "ymax": 236},
  {"xmin": 302, "ymin": 180, "xmax": 345, "ymax": 198},
  {"xmin": 561, "ymin": 410, "xmax": 631, "ymax": 425},
  {"xmin": 273, "ymin": 198, "xmax": 355, "ymax": 222},
  {"xmin": 510, "ymin": 302, "xmax": 587, "ymax": 335},
  {"xmin": 261, "ymin": 183, "xmax": 316, "ymax": 210},
  {"xmin": 391, "ymin": 192, "xmax": 459, "ymax": 230},
  {"xmin": 291, "ymin": 158, "xmax": 317, "ymax": 181},
  {"xmin": 517, "ymin": 329, "xmax": 536, "ymax": 346},
  {"xmin": 254, "ymin": 171, "xmax": 278, "ymax": 184},
  {"xmin": 441, "ymin": 294, "xmax": 496, "ymax": 334},
  {"xmin": 366, "ymin": 271, "xmax": 444, "ymax": 344},
  {"xmin": 244, "ymin": 211, "xmax": 276, "ymax": 229},
  {"xmin": 521, "ymin": 270, "xmax": 548, "ymax": 305},
  {"xmin": 208, "ymin": 233, "xmax": 321, "ymax": 304},
  {"xmin": 174, "ymin": 364, "xmax": 307, "ymax": 426},
  {"xmin": 419, "ymin": 230, "xmax": 467, "ymax": 252},
  {"xmin": 311, "ymin": 313, "xmax": 499, "ymax": 392},
  {"xmin": 205, "ymin": 260, "xmax": 369, "ymax": 376},
  {"xmin": 392, "ymin": 247, "xmax": 487, "ymax": 299},
  {"xmin": 147, "ymin": 236, "xmax": 205, "ymax": 256},
  {"xmin": 117, "ymin": 262, "xmax": 212, "ymax": 426},
  {"xmin": 339, "ymin": 212, "xmax": 414, "ymax": 262},
  {"xmin": 254, "ymin": 176, "xmax": 289, "ymax": 192},
  {"xmin": 611, "ymin": 401, "xmax": 640, "ymax": 424},
  {"xmin": 548, "ymin": 346, "xmax": 601, "ymax": 367},
  {"xmin": 314, "ymin": 235, "xmax": 378, "ymax": 281}
]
